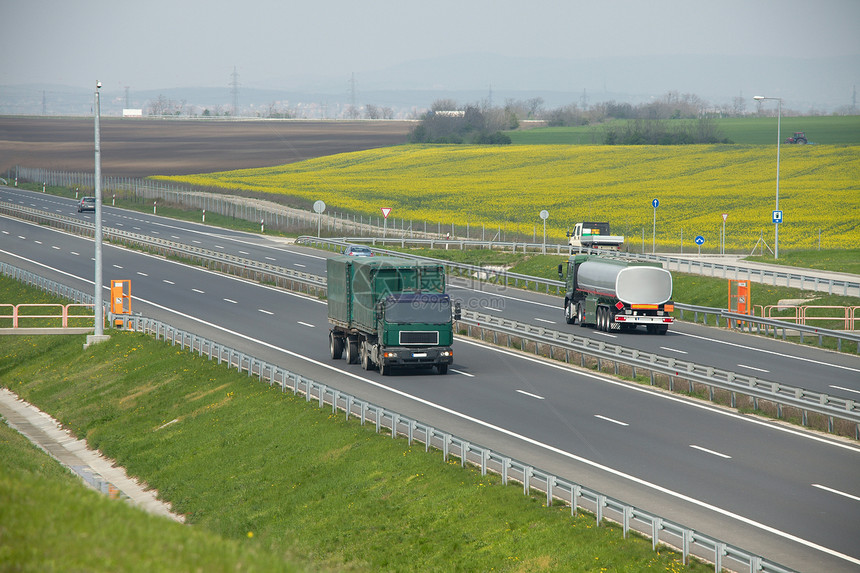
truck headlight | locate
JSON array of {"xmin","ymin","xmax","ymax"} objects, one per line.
[{"xmin": 383, "ymin": 351, "xmax": 398, "ymax": 358}]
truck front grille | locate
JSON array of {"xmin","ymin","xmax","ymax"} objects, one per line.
[{"xmin": 399, "ymin": 331, "xmax": 439, "ymax": 345}]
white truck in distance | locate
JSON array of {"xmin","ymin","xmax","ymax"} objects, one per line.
[{"xmin": 567, "ymin": 222, "xmax": 624, "ymax": 251}]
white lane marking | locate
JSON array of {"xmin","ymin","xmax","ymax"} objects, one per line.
[
  {"xmin": 192, "ymin": 240, "xmax": 201, "ymax": 244},
  {"xmin": 595, "ymin": 414, "xmax": 629, "ymax": 426},
  {"xmin": 660, "ymin": 346, "xmax": 688, "ymax": 354},
  {"xmin": 34, "ymin": 240, "xmax": 42, "ymax": 244},
  {"xmin": 192, "ymin": 288, "xmax": 205, "ymax": 294},
  {"xmin": 238, "ymin": 251, "xmax": 249, "ymax": 255},
  {"xmin": 678, "ymin": 330, "xmax": 860, "ymax": 374},
  {"xmin": 516, "ymin": 389, "xmax": 545, "ymax": 400},
  {"xmin": 163, "ymin": 280, "xmax": 175, "ymax": 285},
  {"xmin": 1, "ymin": 230, "xmax": 7, "ymax": 234},
  {"xmin": 151, "ymin": 231, "xmax": 159, "ymax": 234},
  {"xmin": 265, "ymin": 256, "xmax": 276, "ymax": 261},
  {"xmin": 18, "ymin": 235, "xmax": 26, "ymax": 239},
  {"xmin": 3, "ymin": 244, "xmax": 859, "ymax": 567},
  {"xmin": 594, "ymin": 331, "xmax": 617, "ymax": 339},
  {"xmin": 450, "ymin": 368, "xmax": 474, "ymax": 377},
  {"xmin": 112, "ymin": 264, "xmax": 123, "ymax": 269},
  {"xmin": 51, "ymin": 245, "xmax": 61, "ymax": 250},
  {"xmin": 136, "ymin": 272, "xmax": 148, "ymax": 277},
  {"xmin": 223, "ymin": 298, "xmax": 237, "ymax": 304},
  {"xmin": 294, "ymin": 263, "xmax": 307, "ymax": 268},
  {"xmin": 132, "ymin": 226, "xmax": 141, "ymax": 230},
  {"xmin": 483, "ymin": 306, "xmax": 504, "ymax": 313},
  {"xmin": 690, "ymin": 445, "xmax": 732, "ymax": 459},
  {"xmin": 534, "ymin": 318, "xmax": 555, "ymax": 324},
  {"xmin": 215, "ymin": 245, "xmax": 224, "ymax": 249},
  {"xmin": 171, "ymin": 235, "xmax": 181, "ymax": 239},
  {"xmin": 830, "ymin": 385, "xmax": 860, "ymax": 396},
  {"xmin": 258, "ymin": 309, "xmax": 274, "ymax": 315},
  {"xmin": 297, "ymin": 321, "xmax": 315, "ymax": 328},
  {"xmin": 812, "ymin": 484, "xmax": 860, "ymax": 502},
  {"xmin": 70, "ymin": 251, "xmax": 79, "ymax": 256},
  {"xmin": 738, "ymin": 364, "xmax": 769, "ymax": 373}
]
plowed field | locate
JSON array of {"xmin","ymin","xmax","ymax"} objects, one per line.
[{"xmin": 0, "ymin": 117, "xmax": 413, "ymax": 178}]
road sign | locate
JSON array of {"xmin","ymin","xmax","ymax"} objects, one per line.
[
  {"xmin": 539, "ymin": 209, "xmax": 549, "ymax": 220},
  {"xmin": 695, "ymin": 235, "xmax": 705, "ymax": 245},
  {"xmin": 652, "ymin": 198, "xmax": 659, "ymax": 208},
  {"xmin": 722, "ymin": 213, "xmax": 728, "ymax": 222},
  {"xmin": 313, "ymin": 200, "xmax": 326, "ymax": 214},
  {"xmin": 772, "ymin": 210, "xmax": 783, "ymax": 224},
  {"xmin": 381, "ymin": 207, "xmax": 392, "ymax": 219}
]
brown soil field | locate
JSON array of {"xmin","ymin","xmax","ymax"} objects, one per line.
[{"xmin": 0, "ymin": 117, "xmax": 413, "ymax": 178}]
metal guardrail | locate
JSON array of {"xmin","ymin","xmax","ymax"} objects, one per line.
[
  {"xmin": 3, "ymin": 203, "xmax": 858, "ymax": 431},
  {"xmin": 297, "ymin": 235, "xmax": 860, "ymax": 298},
  {"xmin": 113, "ymin": 311, "xmax": 794, "ymax": 573},
  {"xmin": 457, "ymin": 309, "xmax": 860, "ymax": 437}
]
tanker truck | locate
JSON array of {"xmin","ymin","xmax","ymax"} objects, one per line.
[
  {"xmin": 327, "ymin": 255, "xmax": 460, "ymax": 375},
  {"xmin": 558, "ymin": 254, "xmax": 674, "ymax": 334}
]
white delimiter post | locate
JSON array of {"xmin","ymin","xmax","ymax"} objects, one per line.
[{"xmin": 86, "ymin": 81, "xmax": 109, "ymax": 348}]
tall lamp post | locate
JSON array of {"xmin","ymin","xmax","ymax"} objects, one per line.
[
  {"xmin": 94, "ymin": 81, "xmax": 104, "ymax": 336},
  {"xmin": 753, "ymin": 95, "xmax": 781, "ymax": 259}
]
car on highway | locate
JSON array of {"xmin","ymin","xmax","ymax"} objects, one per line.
[
  {"xmin": 77, "ymin": 196, "xmax": 96, "ymax": 213},
  {"xmin": 343, "ymin": 245, "xmax": 373, "ymax": 257}
]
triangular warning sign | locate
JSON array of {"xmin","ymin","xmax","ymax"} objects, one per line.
[{"xmin": 381, "ymin": 207, "xmax": 392, "ymax": 219}]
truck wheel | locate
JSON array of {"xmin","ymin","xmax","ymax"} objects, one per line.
[
  {"xmin": 361, "ymin": 345, "xmax": 372, "ymax": 370},
  {"xmin": 329, "ymin": 333, "xmax": 344, "ymax": 359},
  {"xmin": 437, "ymin": 363, "xmax": 448, "ymax": 375},
  {"xmin": 597, "ymin": 307, "xmax": 605, "ymax": 331},
  {"xmin": 657, "ymin": 325, "xmax": 669, "ymax": 335},
  {"xmin": 646, "ymin": 324, "xmax": 657, "ymax": 334},
  {"xmin": 577, "ymin": 303, "xmax": 587, "ymax": 327},
  {"xmin": 565, "ymin": 300, "xmax": 576, "ymax": 324},
  {"xmin": 346, "ymin": 338, "xmax": 359, "ymax": 364}
]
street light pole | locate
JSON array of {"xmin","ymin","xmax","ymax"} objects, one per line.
[
  {"xmin": 94, "ymin": 81, "xmax": 104, "ymax": 336},
  {"xmin": 754, "ymin": 95, "xmax": 781, "ymax": 259}
]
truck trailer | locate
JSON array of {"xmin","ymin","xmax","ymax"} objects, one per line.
[
  {"xmin": 558, "ymin": 255, "xmax": 674, "ymax": 334},
  {"xmin": 567, "ymin": 222, "xmax": 624, "ymax": 251},
  {"xmin": 327, "ymin": 255, "xmax": 459, "ymax": 375}
]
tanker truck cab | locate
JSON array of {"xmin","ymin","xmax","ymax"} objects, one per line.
[{"xmin": 558, "ymin": 254, "xmax": 675, "ymax": 334}]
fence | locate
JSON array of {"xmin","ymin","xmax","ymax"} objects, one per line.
[{"xmin": 0, "ymin": 303, "xmax": 94, "ymax": 330}]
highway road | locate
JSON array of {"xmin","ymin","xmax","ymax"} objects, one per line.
[
  {"xmin": 2, "ymin": 190, "xmax": 860, "ymax": 572},
  {"xmin": 4, "ymin": 186, "xmax": 858, "ymax": 401}
]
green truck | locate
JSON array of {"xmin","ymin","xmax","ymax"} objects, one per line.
[
  {"xmin": 327, "ymin": 255, "xmax": 459, "ymax": 375},
  {"xmin": 558, "ymin": 254, "xmax": 675, "ymax": 334}
]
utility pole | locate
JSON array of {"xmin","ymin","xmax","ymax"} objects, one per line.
[{"xmin": 230, "ymin": 66, "xmax": 240, "ymax": 116}]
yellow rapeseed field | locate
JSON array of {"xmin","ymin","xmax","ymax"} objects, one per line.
[{"xmin": 157, "ymin": 144, "xmax": 859, "ymax": 251}]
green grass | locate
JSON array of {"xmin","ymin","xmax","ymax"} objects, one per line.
[
  {"xmin": 508, "ymin": 116, "xmax": 860, "ymax": 145},
  {"xmin": 745, "ymin": 249, "xmax": 860, "ymax": 275},
  {"xmin": 0, "ymin": 277, "xmax": 709, "ymax": 572}
]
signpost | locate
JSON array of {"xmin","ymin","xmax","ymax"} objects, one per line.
[
  {"xmin": 381, "ymin": 207, "xmax": 392, "ymax": 237},
  {"xmin": 651, "ymin": 198, "xmax": 659, "ymax": 254},
  {"xmin": 539, "ymin": 209, "xmax": 549, "ymax": 253},
  {"xmin": 721, "ymin": 213, "xmax": 728, "ymax": 255},
  {"xmin": 313, "ymin": 200, "xmax": 326, "ymax": 237}
]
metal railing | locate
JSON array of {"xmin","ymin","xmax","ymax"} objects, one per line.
[
  {"xmin": 0, "ymin": 303, "xmax": 94, "ymax": 329},
  {"xmin": 0, "ymin": 261, "xmax": 817, "ymax": 572},
  {"xmin": 296, "ymin": 236, "xmax": 860, "ymax": 298}
]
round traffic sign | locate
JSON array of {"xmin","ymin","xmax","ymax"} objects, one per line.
[
  {"xmin": 652, "ymin": 198, "xmax": 659, "ymax": 208},
  {"xmin": 313, "ymin": 200, "xmax": 326, "ymax": 214},
  {"xmin": 695, "ymin": 235, "xmax": 705, "ymax": 245},
  {"xmin": 539, "ymin": 209, "xmax": 549, "ymax": 220}
]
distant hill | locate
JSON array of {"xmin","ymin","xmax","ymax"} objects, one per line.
[{"xmin": 2, "ymin": 53, "xmax": 857, "ymax": 117}]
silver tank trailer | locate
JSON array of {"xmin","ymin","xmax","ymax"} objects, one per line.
[{"xmin": 577, "ymin": 260, "xmax": 672, "ymax": 305}]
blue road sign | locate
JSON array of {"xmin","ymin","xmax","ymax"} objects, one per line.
[
  {"xmin": 695, "ymin": 235, "xmax": 705, "ymax": 245},
  {"xmin": 652, "ymin": 198, "xmax": 659, "ymax": 208},
  {"xmin": 772, "ymin": 210, "xmax": 783, "ymax": 224}
]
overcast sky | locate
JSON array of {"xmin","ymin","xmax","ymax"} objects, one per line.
[{"xmin": 2, "ymin": 0, "xmax": 858, "ymax": 92}]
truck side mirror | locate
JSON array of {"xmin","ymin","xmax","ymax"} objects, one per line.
[
  {"xmin": 557, "ymin": 264, "xmax": 564, "ymax": 279},
  {"xmin": 453, "ymin": 301, "xmax": 462, "ymax": 321}
]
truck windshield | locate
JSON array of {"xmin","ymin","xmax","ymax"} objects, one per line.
[{"xmin": 383, "ymin": 295, "xmax": 451, "ymax": 324}]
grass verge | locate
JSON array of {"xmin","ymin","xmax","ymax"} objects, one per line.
[{"xmin": 0, "ymin": 277, "xmax": 708, "ymax": 572}]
